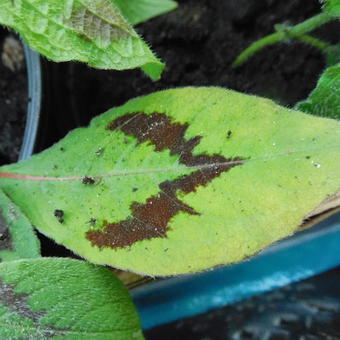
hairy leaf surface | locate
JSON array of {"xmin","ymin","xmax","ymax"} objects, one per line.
[
  {"xmin": 114, "ymin": 0, "xmax": 177, "ymax": 25},
  {"xmin": 0, "ymin": 87, "xmax": 339, "ymax": 276},
  {"xmin": 0, "ymin": 0, "xmax": 163, "ymax": 79},
  {"xmin": 0, "ymin": 258, "xmax": 143, "ymax": 339},
  {"xmin": 296, "ymin": 63, "xmax": 340, "ymax": 119},
  {"xmin": 0, "ymin": 189, "xmax": 40, "ymax": 262}
]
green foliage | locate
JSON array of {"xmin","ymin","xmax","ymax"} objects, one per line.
[
  {"xmin": 0, "ymin": 258, "xmax": 143, "ymax": 339},
  {"xmin": 0, "ymin": 0, "xmax": 165, "ymax": 80},
  {"xmin": 323, "ymin": 0, "xmax": 340, "ymax": 17},
  {"xmin": 114, "ymin": 0, "xmax": 177, "ymax": 25},
  {"xmin": 296, "ymin": 64, "xmax": 340, "ymax": 119},
  {"xmin": 0, "ymin": 87, "xmax": 339, "ymax": 276},
  {"xmin": 0, "ymin": 189, "xmax": 40, "ymax": 262}
]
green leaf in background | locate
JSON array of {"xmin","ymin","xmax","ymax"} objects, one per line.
[
  {"xmin": 0, "ymin": 258, "xmax": 143, "ymax": 339},
  {"xmin": 0, "ymin": 0, "xmax": 164, "ymax": 80},
  {"xmin": 323, "ymin": 0, "xmax": 340, "ymax": 17},
  {"xmin": 0, "ymin": 188, "xmax": 40, "ymax": 262},
  {"xmin": 0, "ymin": 87, "xmax": 339, "ymax": 276},
  {"xmin": 296, "ymin": 63, "xmax": 340, "ymax": 119},
  {"xmin": 114, "ymin": 0, "xmax": 177, "ymax": 26}
]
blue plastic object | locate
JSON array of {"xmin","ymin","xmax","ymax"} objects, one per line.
[{"xmin": 132, "ymin": 212, "xmax": 340, "ymax": 329}]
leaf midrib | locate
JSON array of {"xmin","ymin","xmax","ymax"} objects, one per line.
[{"xmin": 1, "ymin": 144, "xmax": 339, "ymax": 182}]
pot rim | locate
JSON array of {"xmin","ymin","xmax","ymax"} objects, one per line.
[{"xmin": 19, "ymin": 43, "xmax": 41, "ymax": 161}]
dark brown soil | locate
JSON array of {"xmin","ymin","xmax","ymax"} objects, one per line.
[
  {"xmin": 0, "ymin": 30, "xmax": 27, "ymax": 166},
  {"xmin": 39, "ymin": 0, "xmax": 340, "ymax": 150}
]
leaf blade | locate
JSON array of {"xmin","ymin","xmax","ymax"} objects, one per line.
[
  {"xmin": 0, "ymin": 188, "xmax": 40, "ymax": 262},
  {"xmin": 114, "ymin": 0, "xmax": 178, "ymax": 25},
  {"xmin": 0, "ymin": 87, "xmax": 339, "ymax": 276},
  {"xmin": 0, "ymin": 258, "xmax": 143, "ymax": 339},
  {"xmin": 0, "ymin": 0, "xmax": 164, "ymax": 80},
  {"xmin": 323, "ymin": 0, "xmax": 340, "ymax": 17},
  {"xmin": 296, "ymin": 63, "xmax": 340, "ymax": 119}
]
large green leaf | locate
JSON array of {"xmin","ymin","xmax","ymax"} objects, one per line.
[
  {"xmin": 0, "ymin": 0, "xmax": 164, "ymax": 80},
  {"xmin": 296, "ymin": 63, "xmax": 340, "ymax": 119},
  {"xmin": 0, "ymin": 188, "xmax": 40, "ymax": 262},
  {"xmin": 114, "ymin": 0, "xmax": 177, "ymax": 26},
  {"xmin": 0, "ymin": 87, "xmax": 339, "ymax": 276},
  {"xmin": 0, "ymin": 258, "xmax": 143, "ymax": 339},
  {"xmin": 323, "ymin": 0, "xmax": 340, "ymax": 17}
]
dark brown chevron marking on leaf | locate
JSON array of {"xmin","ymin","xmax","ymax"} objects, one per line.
[{"xmin": 86, "ymin": 113, "xmax": 245, "ymax": 248}]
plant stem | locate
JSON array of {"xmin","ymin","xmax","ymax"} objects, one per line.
[
  {"xmin": 295, "ymin": 34, "xmax": 333, "ymax": 53},
  {"xmin": 233, "ymin": 12, "xmax": 333, "ymax": 67}
]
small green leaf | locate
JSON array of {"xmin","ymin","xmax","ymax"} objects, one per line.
[
  {"xmin": 0, "ymin": 258, "xmax": 143, "ymax": 339},
  {"xmin": 0, "ymin": 0, "xmax": 164, "ymax": 80},
  {"xmin": 296, "ymin": 63, "xmax": 340, "ymax": 119},
  {"xmin": 323, "ymin": 0, "xmax": 340, "ymax": 17},
  {"xmin": 114, "ymin": 0, "xmax": 178, "ymax": 25},
  {"xmin": 0, "ymin": 87, "xmax": 339, "ymax": 276},
  {"xmin": 0, "ymin": 188, "xmax": 40, "ymax": 262}
]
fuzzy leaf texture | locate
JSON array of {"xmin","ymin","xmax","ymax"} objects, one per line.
[
  {"xmin": 0, "ymin": 87, "xmax": 339, "ymax": 276},
  {"xmin": 114, "ymin": 0, "xmax": 177, "ymax": 25},
  {"xmin": 296, "ymin": 63, "xmax": 340, "ymax": 119},
  {"xmin": 0, "ymin": 0, "xmax": 164, "ymax": 80},
  {"xmin": 0, "ymin": 188, "xmax": 40, "ymax": 262},
  {"xmin": 323, "ymin": 0, "xmax": 340, "ymax": 17},
  {"xmin": 0, "ymin": 258, "xmax": 143, "ymax": 339}
]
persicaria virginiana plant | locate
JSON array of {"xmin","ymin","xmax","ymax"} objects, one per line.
[{"xmin": 0, "ymin": 0, "xmax": 339, "ymax": 338}]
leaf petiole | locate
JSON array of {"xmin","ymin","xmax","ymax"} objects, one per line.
[
  {"xmin": 233, "ymin": 12, "xmax": 334, "ymax": 67},
  {"xmin": 294, "ymin": 34, "xmax": 333, "ymax": 53}
]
